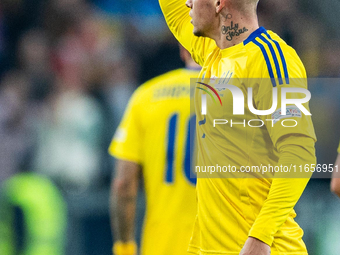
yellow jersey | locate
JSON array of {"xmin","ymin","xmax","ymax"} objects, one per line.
[
  {"xmin": 109, "ymin": 68, "xmax": 200, "ymax": 255},
  {"xmin": 338, "ymin": 142, "xmax": 340, "ymax": 153},
  {"xmin": 160, "ymin": 1, "xmax": 317, "ymax": 255}
]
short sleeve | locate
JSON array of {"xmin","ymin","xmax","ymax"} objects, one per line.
[{"xmin": 108, "ymin": 88, "xmax": 145, "ymax": 164}]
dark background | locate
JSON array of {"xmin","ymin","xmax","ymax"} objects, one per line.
[{"xmin": 0, "ymin": 0, "xmax": 340, "ymax": 254}]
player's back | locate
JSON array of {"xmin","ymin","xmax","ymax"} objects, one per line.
[{"xmin": 110, "ymin": 68, "xmax": 199, "ymax": 255}]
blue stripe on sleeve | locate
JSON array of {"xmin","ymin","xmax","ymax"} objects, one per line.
[
  {"xmin": 252, "ymin": 39, "xmax": 277, "ymax": 87},
  {"xmin": 265, "ymin": 33, "xmax": 290, "ymax": 84},
  {"xmin": 258, "ymin": 35, "xmax": 283, "ymax": 85}
]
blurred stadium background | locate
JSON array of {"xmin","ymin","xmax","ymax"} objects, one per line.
[{"xmin": 0, "ymin": 0, "xmax": 339, "ymax": 254}]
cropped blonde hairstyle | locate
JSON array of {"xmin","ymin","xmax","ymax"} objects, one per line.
[{"xmin": 231, "ymin": 0, "xmax": 259, "ymax": 15}]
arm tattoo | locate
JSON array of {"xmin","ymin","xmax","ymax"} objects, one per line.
[{"xmin": 221, "ymin": 21, "xmax": 248, "ymax": 41}]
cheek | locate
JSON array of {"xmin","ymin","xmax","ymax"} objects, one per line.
[{"xmin": 197, "ymin": 2, "xmax": 214, "ymax": 20}]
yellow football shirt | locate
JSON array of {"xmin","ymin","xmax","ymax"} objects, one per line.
[
  {"xmin": 160, "ymin": 1, "xmax": 317, "ymax": 255},
  {"xmin": 109, "ymin": 68, "xmax": 200, "ymax": 255}
]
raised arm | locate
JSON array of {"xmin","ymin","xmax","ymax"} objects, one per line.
[{"xmin": 159, "ymin": 0, "xmax": 215, "ymax": 65}]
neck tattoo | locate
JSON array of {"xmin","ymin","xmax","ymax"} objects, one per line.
[
  {"xmin": 221, "ymin": 21, "xmax": 248, "ymax": 41},
  {"xmin": 225, "ymin": 14, "xmax": 232, "ymax": 19}
]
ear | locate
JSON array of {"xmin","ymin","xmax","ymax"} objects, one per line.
[{"xmin": 216, "ymin": 0, "xmax": 226, "ymax": 14}]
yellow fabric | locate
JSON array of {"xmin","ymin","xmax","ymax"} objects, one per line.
[
  {"xmin": 160, "ymin": 1, "xmax": 317, "ymax": 254},
  {"xmin": 338, "ymin": 142, "xmax": 340, "ymax": 153},
  {"xmin": 113, "ymin": 241, "xmax": 137, "ymax": 255},
  {"xmin": 109, "ymin": 68, "xmax": 200, "ymax": 255},
  {"xmin": 0, "ymin": 173, "xmax": 67, "ymax": 255},
  {"xmin": 159, "ymin": 0, "xmax": 216, "ymax": 66}
]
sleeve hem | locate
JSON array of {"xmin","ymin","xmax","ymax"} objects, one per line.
[
  {"xmin": 248, "ymin": 229, "xmax": 273, "ymax": 247},
  {"xmin": 108, "ymin": 148, "xmax": 142, "ymax": 165}
]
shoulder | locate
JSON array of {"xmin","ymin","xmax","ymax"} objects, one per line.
[
  {"xmin": 244, "ymin": 27, "xmax": 306, "ymax": 82},
  {"xmin": 266, "ymin": 31, "xmax": 306, "ymax": 77}
]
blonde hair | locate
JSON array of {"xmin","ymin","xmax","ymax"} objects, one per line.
[{"xmin": 231, "ymin": 0, "xmax": 259, "ymax": 15}]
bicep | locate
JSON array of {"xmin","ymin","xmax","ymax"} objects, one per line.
[{"xmin": 254, "ymin": 78, "xmax": 316, "ymax": 147}]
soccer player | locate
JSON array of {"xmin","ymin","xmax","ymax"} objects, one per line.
[
  {"xmin": 159, "ymin": 0, "xmax": 317, "ymax": 254},
  {"xmin": 330, "ymin": 142, "xmax": 340, "ymax": 197},
  {"xmin": 109, "ymin": 46, "xmax": 200, "ymax": 255}
]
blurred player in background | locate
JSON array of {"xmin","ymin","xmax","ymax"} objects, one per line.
[
  {"xmin": 160, "ymin": 0, "xmax": 316, "ymax": 254},
  {"xmin": 330, "ymin": 142, "xmax": 340, "ymax": 197},
  {"xmin": 109, "ymin": 46, "xmax": 200, "ymax": 255}
]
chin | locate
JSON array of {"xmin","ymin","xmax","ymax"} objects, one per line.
[{"xmin": 193, "ymin": 28, "xmax": 204, "ymax": 37}]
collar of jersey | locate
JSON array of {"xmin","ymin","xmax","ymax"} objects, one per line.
[
  {"xmin": 244, "ymin": 26, "xmax": 267, "ymax": 45},
  {"xmin": 185, "ymin": 66, "xmax": 202, "ymax": 71},
  {"xmin": 220, "ymin": 26, "xmax": 266, "ymax": 57}
]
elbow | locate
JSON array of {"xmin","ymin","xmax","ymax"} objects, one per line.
[
  {"xmin": 330, "ymin": 181, "xmax": 340, "ymax": 198},
  {"xmin": 113, "ymin": 178, "xmax": 136, "ymax": 199},
  {"xmin": 331, "ymin": 188, "xmax": 340, "ymax": 198}
]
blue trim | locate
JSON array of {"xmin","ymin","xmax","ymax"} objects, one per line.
[
  {"xmin": 198, "ymin": 116, "xmax": 206, "ymax": 125},
  {"xmin": 244, "ymin": 27, "xmax": 267, "ymax": 45},
  {"xmin": 165, "ymin": 114, "xmax": 177, "ymax": 183},
  {"xmin": 184, "ymin": 115, "xmax": 197, "ymax": 185},
  {"xmin": 258, "ymin": 35, "xmax": 283, "ymax": 85},
  {"xmin": 252, "ymin": 39, "xmax": 277, "ymax": 87},
  {"xmin": 265, "ymin": 33, "xmax": 290, "ymax": 84}
]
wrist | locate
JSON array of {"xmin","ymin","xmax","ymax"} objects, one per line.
[{"xmin": 113, "ymin": 241, "xmax": 137, "ymax": 255}]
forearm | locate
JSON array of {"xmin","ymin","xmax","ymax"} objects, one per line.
[
  {"xmin": 331, "ymin": 153, "xmax": 340, "ymax": 197},
  {"xmin": 159, "ymin": 0, "xmax": 193, "ymax": 51},
  {"xmin": 159, "ymin": 0, "xmax": 188, "ymax": 25},
  {"xmin": 111, "ymin": 182, "xmax": 137, "ymax": 242},
  {"xmin": 110, "ymin": 160, "xmax": 140, "ymax": 243},
  {"xmin": 159, "ymin": 0, "xmax": 215, "ymax": 65},
  {"xmin": 249, "ymin": 135, "xmax": 316, "ymax": 246}
]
